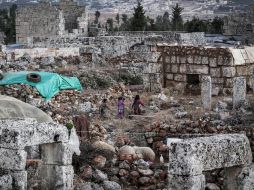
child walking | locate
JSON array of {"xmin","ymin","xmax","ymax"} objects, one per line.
[
  {"xmin": 132, "ymin": 95, "xmax": 144, "ymax": 115},
  {"xmin": 117, "ymin": 97, "xmax": 125, "ymax": 119}
]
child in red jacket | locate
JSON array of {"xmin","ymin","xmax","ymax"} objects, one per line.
[{"xmin": 132, "ymin": 95, "xmax": 144, "ymax": 115}]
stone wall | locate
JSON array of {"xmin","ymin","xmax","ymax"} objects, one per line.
[
  {"xmin": 16, "ymin": 2, "xmax": 62, "ymax": 44},
  {"xmin": 156, "ymin": 45, "xmax": 254, "ymax": 94},
  {"xmin": 5, "ymin": 47, "xmax": 80, "ymax": 61},
  {"xmin": 223, "ymin": 5, "xmax": 254, "ymax": 44},
  {"xmin": 16, "ymin": 0, "xmax": 88, "ymax": 44}
]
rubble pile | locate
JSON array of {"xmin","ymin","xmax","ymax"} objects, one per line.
[{"xmin": 0, "ymin": 82, "xmax": 134, "ymax": 124}]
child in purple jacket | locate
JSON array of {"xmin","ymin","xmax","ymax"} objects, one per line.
[{"xmin": 117, "ymin": 97, "xmax": 125, "ymax": 119}]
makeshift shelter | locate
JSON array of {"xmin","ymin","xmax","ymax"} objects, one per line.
[{"xmin": 0, "ymin": 71, "xmax": 82, "ymax": 100}]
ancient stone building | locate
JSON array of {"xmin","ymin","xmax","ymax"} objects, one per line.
[
  {"xmin": 224, "ymin": 5, "xmax": 254, "ymax": 44},
  {"xmin": 154, "ymin": 45, "xmax": 254, "ymax": 95},
  {"xmin": 16, "ymin": 0, "xmax": 88, "ymax": 44}
]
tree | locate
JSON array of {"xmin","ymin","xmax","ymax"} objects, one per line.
[
  {"xmin": 106, "ymin": 18, "xmax": 114, "ymax": 32},
  {"xmin": 171, "ymin": 3, "xmax": 184, "ymax": 31},
  {"xmin": 95, "ymin": 10, "xmax": 100, "ymax": 24},
  {"xmin": 147, "ymin": 17, "xmax": 156, "ymax": 31},
  {"xmin": 0, "ymin": 4, "xmax": 17, "ymax": 44},
  {"xmin": 155, "ymin": 15, "xmax": 164, "ymax": 31},
  {"xmin": 120, "ymin": 14, "xmax": 129, "ymax": 31},
  {"xmin": 130, "ymin": 0, "xmax": 147, "ymax": 31},
  {"xmin": 116, "ymin": 13, "xmax": 120, "ymax": 26},
  {"xmin": 162, "ymin": 11, "xmax": 171, "ymax": 30},
  {"xmin": 211, "ymin": 17, "xmax": 224, "ymax": 34}
]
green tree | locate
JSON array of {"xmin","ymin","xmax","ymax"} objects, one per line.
[
  {"xmin": 116, "ymin": 13, "xmax": 120, "ymax": 26},
  {"xmin": 162, "ymin": 11, "xmax": 171, "ymax": 30},
  {"xmin": 95, "ymin": 10, "xmax": 101, "ymax": 24},
  {"xmin": 130, "ymin": 0, "xmax": 147, "ymax": 31},
  {"xmin": 0, "ymin": 4, "xmax": 17, "ymax": 44},
  {"xmin": 171, "ymin": 3, "xmax": 184, "ymax": 31},
  {"xmin": 211, "ymin": 17, "xmax": 224, "ymax": 34},
  {"xmin": 120, "ymin": 14, "xmax": 129, "ymax": 31},
  {"xmin": 147, "ymin": 17, "xmax": 156, "ymax": 31},
  {"xmin": 106, "ymin": 18, "xmax": 114, "ymax": 32},
  {"xmin": 155, "ymin": 15, "xmax": 163, "ymax": 31}
]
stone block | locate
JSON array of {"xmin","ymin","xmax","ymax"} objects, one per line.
[
  {"xmin": 237, "ymin": 164, "xmax": 254, "ymax": 190},
  {"xmin": 0, "ymin": 118, "xmax": 69, "ymax": 149},
  {"xmin": 0, "ymin": 148, "xmax": 27, "ymax": 170},
  {"xmin": 187, "ymin": 55, "xmax": 193, "ymax": 64},
  {"xmin": 171, "ymin": 65, "xmax": 178, "ymax": 73},
  {"xmin": 174, "ymin": 74, "xmax": 186, "ymax": 82},
  {"xmin": 222, "ymin": 67, "xmax": 236, "ymax": 77},
  {"xmin": 166, "ymin": 74, "xmax": 173, "ymax": 80},
  {"xmin": 225, "ymin": 78, "xmax": 233, "ymax": 88},
  {"xmin": 236, "ymin": 66, "xmax": 249, "ymax": 76},
  {"xmin": 179, "ymin": 56, "xmax": 186, "ymax": 63},
  {"xmin": 168, "ymin": 174, "xmax": 205, "ymax": 190},
  {"xmin": 171, "ymin": 56, "xmax": 177, "ymax": 63},
  {"xmin": 12, "ymin": 171, "xmax": 27, "ymax": 190},
  {"xmin": 194, "ymin": 56, "xmax": 202, "ymax": 64},
  {"xmin": 202, "ymin": 57, "xmax": 209, "ymax": 65},
  {"xmin": 233, "ymin": 77, "xmax": 246, "ymax": 109},
  {"xmin": 218, "ymin": 56, "xmax": 225, "ymax": 65},
  {"xmin": 179, "ymin": 64, "xmax": 187, "ymax": 73},
  {"xmin": 212, "ymin": 77, "xmax": 224, "ymax": 84},
  {"xmin": 41, "ymin": 142, "xmax": 73, "ymax": 165},
  {"xmin": 201, "ymin": 76, "xmax": 212, "ymax": 110},
  {"xmin": 210, "ymin": 68, "xmax": 221, "ymax": 77},
  {"xmin": 209, "ymin": 58, "xmax": 217, "ymax": 67},
  {"xmin": 39, "ymin": 165, "xmax": 74, "ymax": 190},
  {"xmin": 168, "ymin": 134, "xmax": 252, "ymax": 175},
  {"xmin": 188, "ymin": 65, "xmax": 209, "ymax": 74},
  {"xmin": 0, "ymin": 175, "xmax": 12, "ymax": 189}
]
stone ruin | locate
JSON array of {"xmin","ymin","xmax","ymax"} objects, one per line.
[
  {"xmin": 0, "ymin": 118, "xmax": 80, "ymax": 190},
  {"xmin": 16, "ymin": 0, "xmax": 88, "ymax": 44},
  {"xmin": 224, "ymin": 5, "xmax": 254, "ymax": 44},
  {"xmin": 167, "ymin": 134, "xmax": 254, "ymax": 190},
  {"xmin": 153, "ymin": 45, "xmax": 254, "ymax": 94}
]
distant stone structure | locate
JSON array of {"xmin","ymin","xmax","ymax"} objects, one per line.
[
  {"xmin": 224, "ymin": 5, "xmax": 254, "ymax": 44},
  {"xmin": 16, "ymin": 0, "xmax": 88, "ymax": 44}
]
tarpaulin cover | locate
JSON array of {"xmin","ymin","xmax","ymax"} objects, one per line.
[{"xmin": 0, "ymin": 71, "xmax": 82, "ymax": 100}]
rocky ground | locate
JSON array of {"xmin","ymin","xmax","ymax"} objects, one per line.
[{"xmin": 1, "ymin": 57, "xmax": 254, "ymax": 190}]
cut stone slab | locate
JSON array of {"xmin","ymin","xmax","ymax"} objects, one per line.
[
  {"xmin": 0, "ymin": 175, "xmax": 12, "ymax": 189},
  {"xmin": 12, "ymin": 171, "xmax": 27, "ymax": 190},
  {"xmin": 233, "ymin": 77, "xmax": 246, "ymax": 109},
  {"xmin": 168, "ymin": 134, "xmax": 252, "ymax": 176},
  {"xmin": 0, "ymin": 118, "xmax": 69, "ymax": 149},
  {"xmin": 168, "ymin": 174, "xmax": 205, "ymax": 190},
  {"xmin": 0, "ymin": 148, "xmax": 27, "ymax": 170},
  {"xmin": 201, "ymin": 76, "xmax": 212, "ymax": 110},
  {"xmin": 41, "ymin": 142, "xmax": 73, "ymax": 165},
  {"xmin": 39, "ymin": 165, "xmax": 74, "ymax": 190}
]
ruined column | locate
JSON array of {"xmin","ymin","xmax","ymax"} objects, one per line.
[
  {"xmin": 233, "ymin": 77, "xmax": 246, "ymax": 109},
  {"xmin": 167, "ymin": 134, "xmax": 252, "ymax": 190},
  {"xmin": 201, "ymin": 76, "xmax": 212, "ymax": 110}
]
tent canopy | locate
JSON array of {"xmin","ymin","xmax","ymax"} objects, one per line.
[{"xmin": 0, "ymin": 71, "xmax": 83, "ymax": 100}]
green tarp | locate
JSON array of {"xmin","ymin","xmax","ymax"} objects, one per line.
[{"xmin": 0, "ymin": 71, "xmax": 83, "ymax": 100}]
